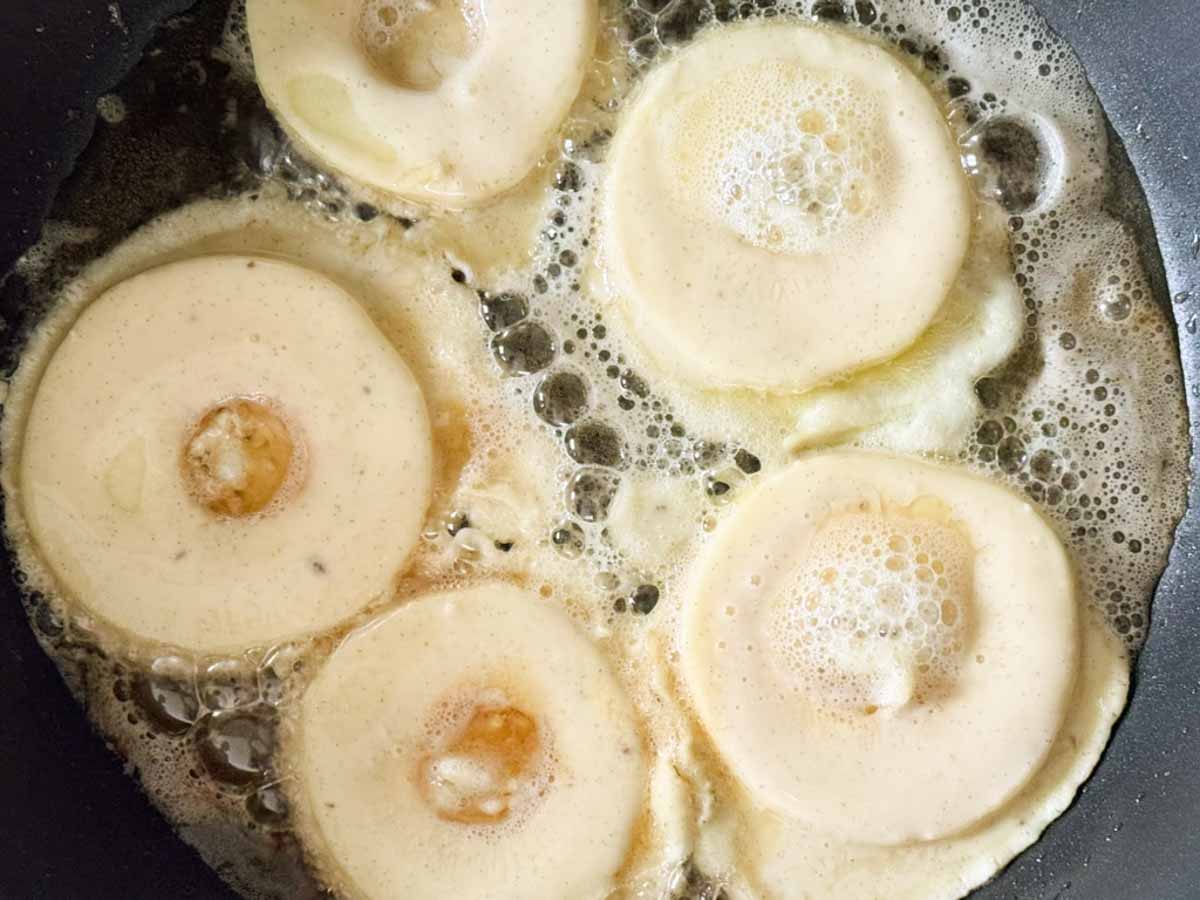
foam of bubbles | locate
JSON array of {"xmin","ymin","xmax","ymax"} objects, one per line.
[
  {"xmin": 769, "ymin": 509, "xmax": 971, "ymax": 714},
  {"xmin": 676, "ymin": 60, "xmax": 883, "ymax": 254}
]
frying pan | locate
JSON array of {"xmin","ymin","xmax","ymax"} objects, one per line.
[{"xmin": 0, "ymin": 1, "xmax": 1195, "ymax": 897}]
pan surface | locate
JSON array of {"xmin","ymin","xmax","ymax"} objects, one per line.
[{"xmin": 0, "ymin": 1, "xmax": 1195, "ymax": 898}]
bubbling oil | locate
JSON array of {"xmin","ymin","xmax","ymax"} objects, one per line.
[{"xmin": 0, "ymin": 0, "xmax": 1190, "ymax": 898}]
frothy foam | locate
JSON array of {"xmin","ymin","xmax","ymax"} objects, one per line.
[
  {"xmin": 679, "ymin": 61, "xmax": 883, "ymax": 254},
  {"xmin": 769, "ymin": 508, "xmax": 972, "ymax": 713}
]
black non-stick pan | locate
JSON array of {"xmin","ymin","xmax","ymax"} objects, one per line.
[{"xmin": 0, "ymin": 1, "xmax": 1196, "ymax": 897}]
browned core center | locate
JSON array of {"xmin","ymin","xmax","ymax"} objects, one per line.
[
  {"xmin": 419, "ymin": 705, "xmax": 541, "ymax": 825},
  {"xmin": 182, "ymin": 399, "xmax": 296, "ymax": 518}
]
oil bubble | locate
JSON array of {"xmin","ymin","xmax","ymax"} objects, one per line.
[
  {"xmin": 565, "ymin": 421, "xmax": 626, "ymax": 467},
  {"xmin": 977, "ymin": 420, "xmax": 1004, "ymax": 445},
  {"xmin": 812, "ymin": 1, "xmax": 850, "ymax": 22},
  {"xmin": 997, "ymin": 435, "xmax": 1028, "ymax": 474},
  {"xmin": 534, "ymin": 371, "xmax": 589, "ymax": 426},
  {"xmin": 493, "ymin": 321, "xmax": 556, "ymax": 375},
  {"xmin": 200, "ymin": 658, "xmax": 260, "ymax": 711},
  {"xmin": 1101, "ymin": 294, "xmax": 1133, "ymax": 322},
  {"xmin": 551, "ymin": 521, "xmax": 587, "ymax": 559},
  {"xmin": 1030, "ymin": 448, "xmax": 1060, "ymax": 481},
  {"xmin": 196, "ymin": 708, "xmax": 277, "ymax": 789},
  {"xmin": 706, "ymin": 469, "xmax": 747, "ymax": 505},
  {"xmin": 619, "ymin": 370, "xmax": 650, "ymax": 399},
  {"xmin": 258, "ymin": 645, "xmax": 303, "ymax": 707},
  {"xmin": 631, "ymin": 584, "xmax": 661, "ymax": 615},
  {"xmin": 568, "ymin": 468, "xmax": 621, "ymax": 522},
  {"xmin": 967, "ymin": 117, "xmax": 1049, "ymax": 214},
  {"xmin": 133, "ymin": 655, "xmax": 200, "ymax": 736},
  {"xmin": 479, "ymin": 291, "xmax": 529, "ymax": 332},
  {"xmin": 734, "ymin": 449, "xmax": 762, "ymax": 475},
  {"xmin": 554, "ymin": 161, "xmax": 584, "ymax": 192},
  {"xmin": 692, "ymin": 440, "xmax": 727, "ymax": 470},
  {"xmin": 247, "ymin": 783, "xmax": 290, "ymax": 829}
]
